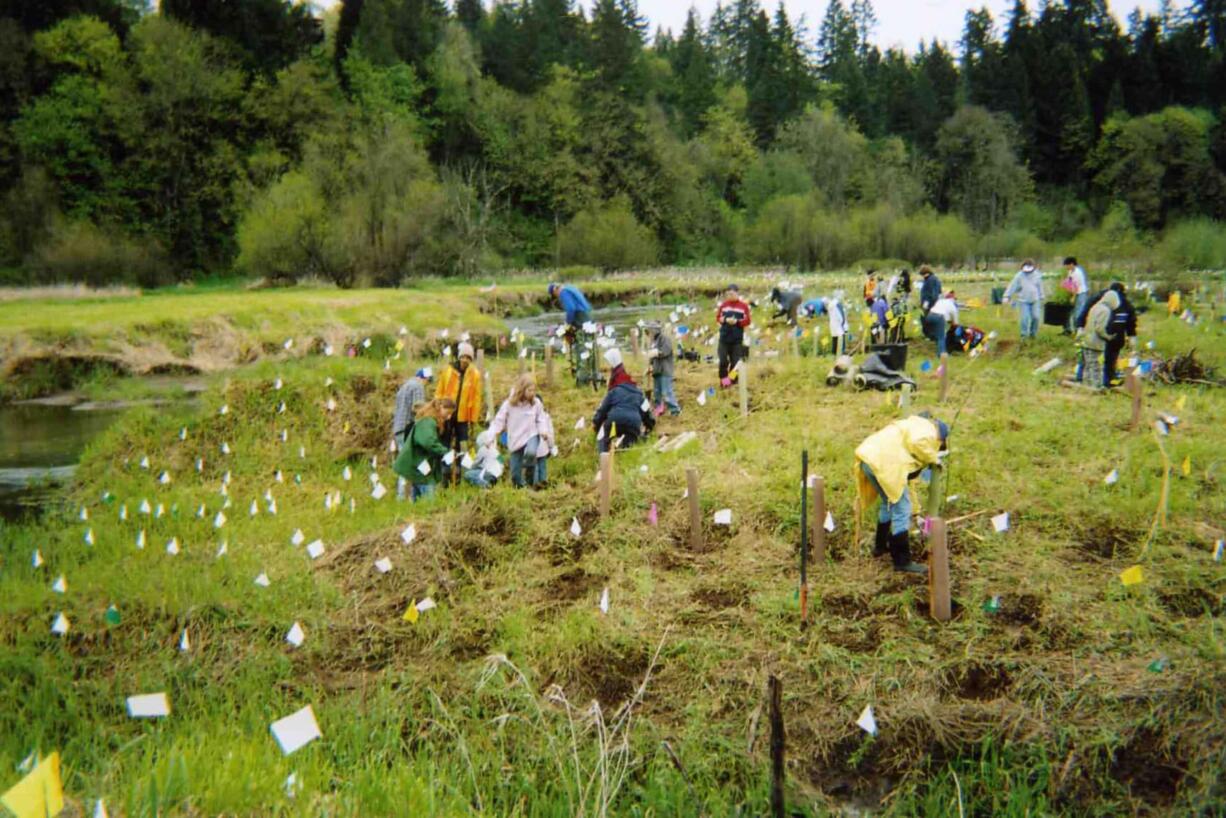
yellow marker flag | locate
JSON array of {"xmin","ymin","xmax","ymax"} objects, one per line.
[
  {"xmin": 1, "ymin": 753, "xmax": 64, "ymax": 818},
  {"xmin": 1181, "ymin": 456, "xmax": 1191, "ymax": 477},
  {"xmin": 1120, "ymin": 565, "xmax": 1144, "ymax": 586},
  {"xmin": 861, "ymin": 311, "xmax": 874, "ymax": 328},
  {"xmin": 343, "ymin": 422, "xmax": 351, "ymax": 433},
  {"xmin": 403, "ymin": 600, "xmax": 419, "ymax": 624},
  {"xmin": 1175, "ymin": 395, "xmax": 1187, "ymax": 411},
  {"xmin": 394, "ymin": 339, "xmax": 405, "ymax": 352}
]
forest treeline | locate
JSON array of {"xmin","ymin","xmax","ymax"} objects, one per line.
[{"xmin": 1, "ymin": 0, "xmax": 1226, "ymax": 287}]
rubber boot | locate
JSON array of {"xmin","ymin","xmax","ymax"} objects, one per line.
[
  {"xmin": 872, "ymin": 522, "xmax": 890, "ymax": 557},
  {"xmin": 890, "ymin": 531, "xmax": 928, "ymax": 575}
]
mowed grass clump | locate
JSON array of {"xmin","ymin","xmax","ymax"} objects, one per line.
[{"xmin": 1, "ymin": 276, "xmax": 1224, "ymax": 815}]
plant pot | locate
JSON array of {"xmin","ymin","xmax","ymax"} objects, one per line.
[{"xmin": 1043, "ymin": 303, "xmax": 1072, "ymax": 327}]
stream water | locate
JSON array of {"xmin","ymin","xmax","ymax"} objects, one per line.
[{"xmin": 0, "ymin": 404, "xmax": 125, "ymax": 521}]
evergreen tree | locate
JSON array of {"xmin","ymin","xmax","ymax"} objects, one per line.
[
  {"xmin": 455, "ymin": 0, "xmax": 484, "ymax": 33},
  {"xmin": 588, "ymin": 0, "xmax": 646, "ymax": 94},
  {"xmin": 669, "ymin": 7, "xmax": 718, "ymax": 135},
  {"xmin": 162, "ymin": 0, "xmax": 322, "ymax": 75}
]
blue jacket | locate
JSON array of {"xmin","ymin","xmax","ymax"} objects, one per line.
[
  {"xmin": 593, "ymin": 381, "xmax": 645, "ymax": 436},
  {"xmin": 559, "ymin": 285, "xmax": 592, "ymax": 325},
  {"xmin": 919, "ymin": 273, "xmax": 942, "ymax": 313}
]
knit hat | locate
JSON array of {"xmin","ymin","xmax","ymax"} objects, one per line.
[
  {"xmin": 416, "ymin": 367, "xmax": 433, "ymax": 380},
  {"xmin": 727, "ymin": 283, "xmax": 739, "ymax": 292},
  {"xmin": 604, "ymin": 348, "xmax": 623, "ymax": 369},
  {"xmin": 548, "ymin": 283, "xmax": 559, "ymax": 296},
  {"xmin": 1021, "ymin": 260, "xmax": 1036, "ymax": 272},
  {"xmin": 457, "ymin": 342, "xmax": 475, "ymax": 359}
]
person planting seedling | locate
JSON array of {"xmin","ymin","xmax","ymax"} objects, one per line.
[{"xmin": 855, "ymin": 414, "xmax": 950, "ymax": 575}]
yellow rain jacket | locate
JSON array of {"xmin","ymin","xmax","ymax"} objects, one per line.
[
  {"xmin": 855, "ymin": 416, "xmax": 943, "ymax": 505},
  {"xmin": 436, "ymin": 364, "xmax": 483, "ymax": 424}
]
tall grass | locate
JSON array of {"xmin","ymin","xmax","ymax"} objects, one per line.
[{"xmin": 2, "ymin": 274, "xmax": 1224, "ymax": 815}]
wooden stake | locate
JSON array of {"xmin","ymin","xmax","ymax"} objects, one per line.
[
  {"xmin": 938, "ymin": 352, "xmax": 950, "ymax": 403},
  {"xmin": 791, "ymin": 331, "xmax": 800, "ymax": 358},
  {"xmin": 686, "ymin": 468, "xmax": 703, "ymax": 551},
  {"xmin": 800, "ymin": 451, "xmax": 809, "ymax": 630},
  {"xmin": 739, "ymin": 361, "xmax": 749, "ymax": 417},
  {"xmin": 928, "ymin": 517, "xmax": 951, "ymax": 622},
  {"xmin": 517, "ymin": 334, "xmax": 525, "ymax": 374},
  {"xmin": 482, "ymin": 370, "xmax": 493, "ymax": 424},
  {"xmin": 1127, "ymin": 372, "xmax": 1142, "ymax": 431},
  {"xmin": 631, "ymin": 327, "xmax": 641, "ymax": 358},
  {"xmin": 599, "ymin": 452, "xmax": 613, "ymax": 518},
  {"xmin": 476, "ymin": 348, "xmax": 485, "ymax": 369},
  {"xmin": 811, "ymin": 476, "xmax": 826, "ymax": 563},
  {"xmin": 544, "ymin": 342, "xmax": 554, "ymax": 387},
  {"xmin": 768, "ymin": 675, "xmax": 786, "ymax": 818},
  {"xmin": 925, "ymin": 464, "xmax": 944, "ymax": 519}
]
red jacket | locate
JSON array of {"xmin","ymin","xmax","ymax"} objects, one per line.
[{"xmin": 716, "ymin": 298, "xmax": 751, "ymax": 345}]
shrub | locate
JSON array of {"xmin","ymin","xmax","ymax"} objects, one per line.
[
  {"xmin": 26, "ymin": 221, "xmax": 170, "ymax": 288},
  {"xmin": 885, "ymin": 210, "xmax": 975, "ymax": 266},
  {"xmin": 558, "ymin": 196, "xmax": 659, "ymax": 271},
  {"xmin": 235, "ymin": 170, "xmax": 338, "ymax": 285},
  {"xmin": 976, "ymin": 228, "xmax": 1048, "ymax": 262},
  {"xmin": 1158, "ymin": 219, "xmax": 1226, "ymax": 270}
]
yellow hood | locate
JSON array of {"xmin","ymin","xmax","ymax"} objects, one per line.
[{"xmin": 855, "ymin": 416, "xmax": 943, "ymax": 504}]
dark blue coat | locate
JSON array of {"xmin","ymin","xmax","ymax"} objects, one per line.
[
  {"xmin": 919, "ymin": 273, "xmax": 942, "ymax": 313},
  {"xmin": 593, "ymin": 382, "xmax": 645, "ymax": 435}
]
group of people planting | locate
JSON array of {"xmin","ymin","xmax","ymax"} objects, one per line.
[
  {"xmin": 384, "ymin": 280, "xmax": 956, "ymax": 578},
  {"xmin": 385, "ymin": 264, "xmax": 1143, "ymax": 575}
]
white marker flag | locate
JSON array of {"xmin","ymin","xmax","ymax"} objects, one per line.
[{"xmin": 270, "ymin": 706, "xmax": 321, "ymax": 756}]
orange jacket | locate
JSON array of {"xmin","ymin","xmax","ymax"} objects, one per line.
[{"xmin": 435, "ymin": 364, "xmax": 483, "ymax": 424}]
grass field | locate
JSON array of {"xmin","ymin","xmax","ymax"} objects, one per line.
[{"xmin": 1, "ymin": 272, "xmax": 1224, "ymax": 816}]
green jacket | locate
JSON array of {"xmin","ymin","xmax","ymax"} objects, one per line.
[{"xmin": 395, "ymin": 417, "xmax": 449, "ymax": 484}]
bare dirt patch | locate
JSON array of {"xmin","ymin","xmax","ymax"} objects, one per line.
[{"xmin": 943, "ymin": 661, "xmax": 1012, "ymax": 701}]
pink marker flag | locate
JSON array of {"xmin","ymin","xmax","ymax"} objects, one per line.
[{"xmin": 648, "ymin": 502, "xmax": 658, "ymax": 526}]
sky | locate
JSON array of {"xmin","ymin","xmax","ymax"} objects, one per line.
[{"xmin": 311, "ymin": 0, "xmax": 1180, "ymax": 54}]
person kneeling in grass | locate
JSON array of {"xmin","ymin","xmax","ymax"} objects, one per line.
[
  {"xmin": 487, "ymin": 374, "xmax": 551, "ymax": 488},
  {"xmin": 855, "ymin": 414, "xmax": 949, "ymax": 575},
  {"xmin": 593, "ymin": 348, "xmax": 652, "ymax": 453},
  {"xmin": 464, "ymin": 430, "xmax": 505, "ymax": 489},
  {"xmin": 393, "ymin": 398, "xmax": 455, "ymax": 502}
]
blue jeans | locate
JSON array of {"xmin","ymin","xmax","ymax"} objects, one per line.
[
  {"xmin": 411, "ymin": 483, "xmax": 436, "ymax": 502},
  {"xmin": 653, "ymin": 374, "xmax": 680, "ymax": 414},
  {"xmin": 463, "ymin": 468, "xmax": 495, "ymax": 489},
  {"xmin": 1069, "ymin": 292, "xmax": 1088, "ymax": 332},
  {"xmin": 534, "ymin": 456, "xmax": 548, "ymax": 484},
  {"xmin": 860, "ymin": 462, "xmax": 911, "ymax": 535},
  {"xmin": 923, "ymin": 313, "xmax": 947, "ymax": 355},
  {"xmin": 508, "ymin": 435, "xmax": 540, "ymax": 487},
  {"xmin": 1017, "ymin": 301, "xmax": 1041, "ymax": 338}
]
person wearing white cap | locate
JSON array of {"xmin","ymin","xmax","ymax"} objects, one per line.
[
  {"xmin": 435, "ymin": 341, "xmax": 483, "ymax": 469},
  {"xmin": 1003, "ymin": 259, "xmax": 1045, "ymax": 340},
  {"xmin": 592, "ymin": 348, "xmax": 651, "ymax": 453}
]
